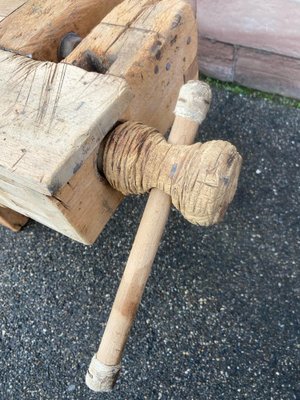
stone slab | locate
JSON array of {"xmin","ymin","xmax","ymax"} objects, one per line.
[
  {"xmin": 198, "ymin": 37, "xmax": 235, "ymax": 81},
  {"xmin": 235, "ymin": 47, "xmax": 300, "ymax": 99}
]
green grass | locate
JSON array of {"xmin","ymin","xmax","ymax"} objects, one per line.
[{"xmin": 201, "ymin": 75, "xmax": 300, "ymax": 109}]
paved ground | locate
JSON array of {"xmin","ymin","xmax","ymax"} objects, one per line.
[{"xmin": 0, "ymin": 88, "xmax": 299, "ymax": 400}]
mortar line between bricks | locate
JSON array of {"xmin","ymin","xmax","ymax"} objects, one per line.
[
  {"xmin": 232, "ymin": 45, "xmax": 239, "ymax": 82},
  {"xmin": 200, "ymin": 35, "xmax": 300, "ymax": 62}
]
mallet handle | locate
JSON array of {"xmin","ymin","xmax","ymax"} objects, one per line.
[
  {"xmin": 99, "ymin": 117, "xmax": 198, "ymax": 362},
  {"xmin": 86, "ymin": 81, "xmax": 212, "ymax": 392}
]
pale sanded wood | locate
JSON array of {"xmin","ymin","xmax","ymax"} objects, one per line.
[
  {"xmin": 0, "ymin": 205, "xmax": 28, "ymax": 232},
  {"xmin": 0, "ymin": 0, "xmax": 25, "ymax": 21},
  {"xmin": 88, "ymin": 125, "xmax": 197, "ymax": 386},
  {"xmin": 0, "ymin": 50, "xmax": 131, "ymax": 195},
  {"xmin": 0, "ymin": 0, "xmax": 124, "ymax": 61},
  {"xmin": 98, "ymin": 118, "xmax": 200, "ymax": 369}
]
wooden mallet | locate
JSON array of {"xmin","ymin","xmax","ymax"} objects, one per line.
[{"xmin": 86, "ymin": 81, "xmax": 241, "ymax": 391}]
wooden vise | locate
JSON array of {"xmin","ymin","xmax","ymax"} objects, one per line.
[{"xmin": 0, "ymin": 0, "xmax": 199, "ymax": 243}]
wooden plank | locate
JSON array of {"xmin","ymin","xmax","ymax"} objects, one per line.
[
  {"xmin": 0, "ymin": 0, "xmax": 25, "ymax": 21},
  {"xmin": 0, "ymin": 0, "xmax": 124, "ymax": 61},
  {"xmin": 0, "ymin": 50, "xmax": 131, "ymax": 195},
  {"xmin": 0, "ymin": 50, "xmax": 131, "ymax": 243},
  {"xmin": 0, "ymin": 205, "xmax": 28, "ymax": 232}
]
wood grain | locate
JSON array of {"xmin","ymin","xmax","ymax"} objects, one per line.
[
  {"xmin": 0, "ymin": 50, "xmax": 131, "ymax": 243},
  {"xmin": 0, "ymin": 152, "xmax": 122, "ymax": 243},
  {"xmin": 103, "ymin": 122, "xmax": 241, "ymax": 226},
  {"xmin": 0, "ymin": 0, "xmax": 127, "ymax": 237}
]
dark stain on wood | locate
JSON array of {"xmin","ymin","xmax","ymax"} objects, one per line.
[{"xmin": 171, "ymin": 14, "xmax": 182, "ymax": 29}]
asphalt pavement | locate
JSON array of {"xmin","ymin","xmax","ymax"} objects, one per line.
[{"xmin": 0, "ymin": 87, "xmax": 299, "ymax": 400}]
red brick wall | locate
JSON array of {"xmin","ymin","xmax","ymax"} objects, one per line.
[{"xmin": 196, "ymin": 0, "xmax": 300, "ymax": 99}]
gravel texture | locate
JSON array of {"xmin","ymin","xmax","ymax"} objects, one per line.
[{"xmin": 0, "ymin": 88, "xmax": 299, "ymax": 400}]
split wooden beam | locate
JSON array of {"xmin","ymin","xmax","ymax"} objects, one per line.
[{"xmin": 0, "ymin": 0, "xmax": 198, "ymax": 243}]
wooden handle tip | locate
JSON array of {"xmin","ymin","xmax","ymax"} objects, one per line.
[
  {"xmin": 85, "ymin": 354, "xmax": 121, "ymax": 392},
  {"xmin": 174, "ymin": 80, "xmax": 212, "ymax": 124}
]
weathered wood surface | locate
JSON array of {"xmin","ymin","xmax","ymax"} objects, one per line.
[
  {"xmin": 0, "ymin": 50, "xmax": 131, "ymax": 195},
  {"xmin": 62, "ymin": 0, "xmax": 198, "ymax": 243},
  {"xmin": 1, "ymin": 1, "xmax": 299, "ymax": 100},
  {"xmin": 103, "ymin": 122, "xmax": 241, "ymax": 226},
  {"xmin": 66, "ymin": 0, "xmax": 196, "ymax": 244},
  {"xmin": 0, "ymin": 0, "xmax": 126, "ymax": 238},
  {"xmin": 0, "ymin": 205, "xmax": 28, "ymax": 231},
  {"xmin": 0, "ymin": 0, "xmax": 26, "ymax": 231},
  {"xmin": 0, "ymin": 0, "xmax": 124, "ymax": 61}
]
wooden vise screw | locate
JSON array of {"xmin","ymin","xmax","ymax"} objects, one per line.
[
  {"xmin": 86, "ymin": 81, "xmax": 242, "ymax": 392},
  {"xmin": 103, "ymin": 121, "xmax": 241, "ymax": 226}
]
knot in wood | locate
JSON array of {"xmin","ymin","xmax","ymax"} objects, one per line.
[{"xmin": 103, "ymin": 122, "xmax": 242, "ymax": 226}]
